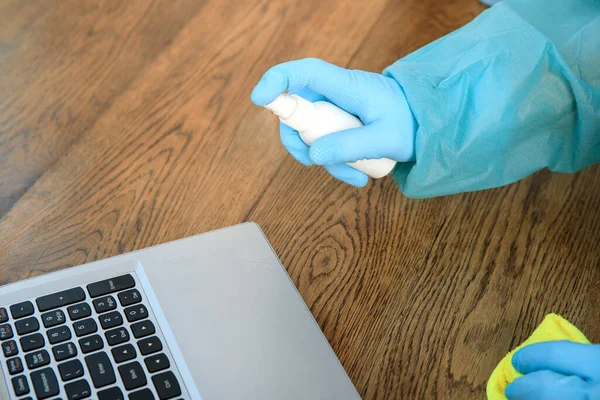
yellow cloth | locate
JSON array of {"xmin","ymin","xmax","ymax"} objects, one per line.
[{"xmin": 486, "ymin": 313, "xmax": 590, "ymax": 400}]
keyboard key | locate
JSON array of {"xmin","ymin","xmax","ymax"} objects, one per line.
[
  {"xmin": 12, "ymin": 374, "xmax": 30, "ymax": 396},
  {"xmin": 79, "ymin": 334, "xmax": 103, "ymax": 354},
  {"xmin": 25, "ymin": 349, "xmax": 50, "ymax": 369},
  {"xmin": 31, "ymin": 367, "xmax": 59, "ymax": 399},
  {"xmin": 67, "ymin": 303, "xmax": 92, "ymax": 321},
  {"xmin": 0, "ymin": 323, "xmax": 14, "ymax": 340},
  {"xmin": 65, "ymin": 379, "xmax": 91, "ymax": 399},
  {"xmin": 131, "ymin": 320, "xmax": 155, "ymax": 339},
  {"xmin": 48, "ymin": 325, "xmax": 72, "ymax": 344},
  {"xmin": 10, "ymin": 301, "xmax": 34, "ymax": 319},
  {"xmin": 99, "ymin": 311, "xmax": 124, "ymax": 329},
  {"xmin": 152, "ymin": 371, "xmax": 182, "ymax": 400},
  {"xmin": 124, "ymin": 304, "xmax": 148, "ymax": 323},
  {"xmin": 52, "ymin": 342, "xmax": 78, "ymax": 361},
  {"xmin": 58, "ymin": 359, "xmax": 84, "ymax": 381},
  {"xmin": 2, "ymin": 339, "xmax": 18, "ymax": 357},
  {"xmin": 130, "ymin": 388, "xmax": 156, "ymax": 400},
  {"xmin": 87, "ymin": 274, "xmax": 135, "ymax": 298},
  {"xmin": 7, "ymin": 356, "xmax": 24, "ymax": 374},
  {"xmin": 36, "ymin": 288, "xmax": 86, "ymax": 312},
  {"xmin": 145, "ymin": 353, "xmax": 170, "ymax": 373},
  {"xmin": 105, "ymin": 327, "xmax": 129, "ymax": 346},
  {"xmin": 138, "ymin": 336, "xmax": 162, "ymax": 356},
  {"xmin": 73, "ymin": 318, "xmax": 97, "ymax": 337},
  {"xmin": 118, "ymin": 289, "xmax": 142, "ymax": 306},
  {"xmin": 98, "ymin": 386, "xmax": 125, "ymax": 400},
  {"xmin": 0, "ymin": 307, "xmax": 8, "ymax": 323},
  {"xmin": 41, "ymin": 310, "xmax": 66, "ymax": 328},
  {"xmin": 118, "ymin": 361, "xmax": 147, "ymax": 390},
  {"xmin": 15, "ymin": 316, "xmax": 39, "ymax": 335},
  {"xmin": 111, "ymin": 343, "xmax": 136, "ymax": 363},
  {"xmin": 92, "ymin": 296, "xmax": 117, "ymax": 314},
  {"xmin": 20, "ymin": 333, "xmax": 45, "ymax": 352},
  {"xmin": 85, "ymin": 351, "xmax": 116, "ymax": 388}
]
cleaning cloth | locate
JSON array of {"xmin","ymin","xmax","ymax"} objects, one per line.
[{"xmin": 487, "ymin": 313, "xmax": 590, "ymax": 400}]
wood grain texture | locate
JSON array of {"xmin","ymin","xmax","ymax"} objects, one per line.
[{"xmin": 1, "ymin": 0, "xmax": 599, "ymax": 399}]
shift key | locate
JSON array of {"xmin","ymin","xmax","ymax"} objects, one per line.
[{"xmin": 87, "ymin": 275, "xmax": 135, "ymax": 298}]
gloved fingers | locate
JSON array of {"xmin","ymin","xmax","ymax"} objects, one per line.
[
  {"xmin": 280, "ymin": 123, "xmax": 312, "ymax": 166},
  {"xmin": 323, "ymin": 163, "xmax": 369, "ymax": 187},
  {"xmin": 512, "ymin": 341, "xmax": 600, "ymax": 380},
  {"xmin": 505, "ymin": 370, "xmax": 589, "ymax": 400},
  {"xmin": 251, "ymin": 58, "xmax": 368, "ymax": 115},
  {"xmin": 280, "ymin": 123, "xmax": 371, "ymax": 186},
  {"xmin": 308, "ymin": 122, "xmax": 413, "ymax": 165}
]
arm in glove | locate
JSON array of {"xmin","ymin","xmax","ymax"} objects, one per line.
[{"xmin": 251, "ymin": 58, "xmax": 416, "ymax": 187}]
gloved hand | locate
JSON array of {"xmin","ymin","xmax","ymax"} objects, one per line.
[
  {"xmin": 251, "ymin": 58, "xmax": 416, "ymax": 187},
  {"xmin": 506, "ymin": 341, "xmax": 600, "ymax": 400}
]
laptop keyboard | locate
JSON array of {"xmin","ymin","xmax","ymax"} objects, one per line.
[{"xmin": 0, "ymin": 274, "xmax": 186, "ymax": 399}]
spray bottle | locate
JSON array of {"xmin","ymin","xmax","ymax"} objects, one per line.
[{"xmin": 264, "ymin": 94, "xmax": 396, "ymax": 179}]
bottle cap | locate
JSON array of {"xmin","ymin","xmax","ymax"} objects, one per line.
[{"xmin": 265, "ymin": 94, "xmax": 297, "ymax": 119}]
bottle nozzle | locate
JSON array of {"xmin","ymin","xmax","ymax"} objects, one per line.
[{"xmin": 264, "ymin": 94, "xmax": 298, "ymax": 119}]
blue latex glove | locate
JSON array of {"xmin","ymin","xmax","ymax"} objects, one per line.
[
  {"xmin": 251, "ymin": 58, "xmax": 416, "ymax": 187},
  {"xmin": 505, "ymin": 341, "xmax": 600, "ymax": 400}
]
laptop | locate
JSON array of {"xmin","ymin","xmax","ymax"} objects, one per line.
[{"xmin": 0, "ymin": 222, "xmax": 360, "ymax": 400}]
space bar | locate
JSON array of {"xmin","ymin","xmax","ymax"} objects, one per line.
[{"xmin": 36, "ymin": 287, "xmax": 86, "ymax": 312}]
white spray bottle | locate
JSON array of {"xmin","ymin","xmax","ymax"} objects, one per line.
[{"xmin": 264, "ymin": 94, "xmax": 397, "ymax": 179}]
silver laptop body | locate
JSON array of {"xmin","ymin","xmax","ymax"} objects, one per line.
[{"xmin": 0, "ymin": 222, "xmax": 360, "ymax": 399}]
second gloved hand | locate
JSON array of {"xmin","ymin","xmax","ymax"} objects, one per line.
[
  {"xmin": 251, "ymin": 58, "xmax": 416, "ymax": 187},
  {"xmin": 506, "ymin": 341, "xmax": 600, "ymax": 400}
]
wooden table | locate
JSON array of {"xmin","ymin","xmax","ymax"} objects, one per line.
[{"xmin": 1, "ymin": 1, "xmax": 599, "ymax": 398}]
